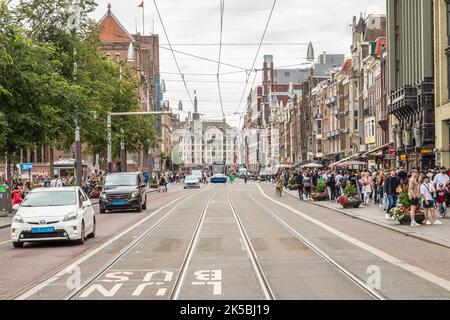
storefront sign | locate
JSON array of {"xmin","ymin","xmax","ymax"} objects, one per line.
[
  {"xmin": 389, "ymin": 147, "xmax": 395, "ymax": 157},
  {"xmin": 400, "ymin": 155, "xmax": 407, "ymax": 161},
  {"xmin": 421, "ymin": 149, "xmax": 433, "ymax": 154}
]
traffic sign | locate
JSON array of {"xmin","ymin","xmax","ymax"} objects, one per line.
[{"xmin": 20, "ymin": 163, "xmax": 33, "ymax": 171}]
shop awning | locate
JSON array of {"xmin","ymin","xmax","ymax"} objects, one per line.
[
  {"xmin": 362, "ymin": 143, "xmax": 394, "ymax": 157},
  {"xmin": 329, "ymin": 152, "xmax": 364, "ymax": 167}
]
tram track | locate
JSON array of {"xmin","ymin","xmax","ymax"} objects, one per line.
[
  {"xmin": 227, "ymin": 190, "xmax": 276, "ymax": 300},
  {"xmin": 170, "ymin": 193, "xmax": 215, "ymax": 299},
  {"xmin": 246, "ymin": 184, "xmax": 386, "ymax": 300},
  {"xmin": 64, "ymin": 187, "xmax": 214, "ymax": 300}
]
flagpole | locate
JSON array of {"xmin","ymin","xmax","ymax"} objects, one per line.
[{"xmin": 142, "ymin": 1, "xmax": 145, "ymax": 35}]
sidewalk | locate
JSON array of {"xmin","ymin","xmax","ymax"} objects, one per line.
[
  {"xmin": 0, "ymin": 215, "xmax": 12, "ymax": 230},
  {"xmin": 284, "ymin": 190, "xmax": 450, "ymax": 249}
]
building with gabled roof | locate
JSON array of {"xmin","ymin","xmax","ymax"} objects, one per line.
[{"xmin": 97, "ymin": 3, "xmax": 162, "ymax": 171}]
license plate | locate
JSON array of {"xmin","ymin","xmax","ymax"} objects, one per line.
[
  {"xmin": 31, "ymin": 227, "xmax": 55, "ymax": 234},
  {"xmin": 112, "ymin": 201, "xmax": 127, "ymax": 206}
]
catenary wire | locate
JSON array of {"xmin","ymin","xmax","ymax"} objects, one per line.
[
  {"xmin": 234, "ymin": 0, "xmax": 278, "ymax": 116},
  {"xmin": 153, "ymin": 0, "xmax": 195, "ymax": 108}
]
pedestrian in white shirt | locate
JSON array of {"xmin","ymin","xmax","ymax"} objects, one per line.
[
  {"xmin": 433, "ymin": 167, "xmax": 449, "ymax": 189},
  {"xmin": 50, "ymin": 175, "xmax": 63, "ymax": 188},
  {"xmin": 420, "ymin": 177, "xmax": 442, "ymax": 225}
]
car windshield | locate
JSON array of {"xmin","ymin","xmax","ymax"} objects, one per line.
[
  {"xmin": 21, "ymin": 191, "xmax": 77, "ymax": 207},
  {"xmin": 104, "ymin": 175, "xmax": 137, "ymax": 187},
  {"xmin": 186, "ymin": 176, "xmax": 197, "ymax": 180}
]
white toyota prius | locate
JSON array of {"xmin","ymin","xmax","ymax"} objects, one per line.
[{"xmin": 11, "ymin": 187, "xmax": 96, "ymax": 248}]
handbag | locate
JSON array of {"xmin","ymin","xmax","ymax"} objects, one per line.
[{"xmin": 396, "ymin": 185, "xmax": 403, "ymax": 193}]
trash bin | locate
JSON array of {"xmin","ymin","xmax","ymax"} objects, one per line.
[{"xmin": 0, "ymin": 185, "xmax": 11, "ymax": 217}]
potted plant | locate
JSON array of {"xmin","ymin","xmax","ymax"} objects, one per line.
[
  {"xmin": 288, "ymin": 177, "xmax": 298, "ymax": 190},
  {"xmin": 311, "ymin": 181, "xmax": 328, "ymax": 201},
  {"xmin": 389, "ymin": 206, "xmax": 425, "ymax": 225},
  {"xmin": 337, "ymin": 184, "xmax": 362, "ymax": 208},
  {"xmin": 150, "ymin": 178, "xmax": 158, "ymax": 189}
]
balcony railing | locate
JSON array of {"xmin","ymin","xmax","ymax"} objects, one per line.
[{"xmin": 327, "ymin": 129, "xmax": 342, "ymax": 139}]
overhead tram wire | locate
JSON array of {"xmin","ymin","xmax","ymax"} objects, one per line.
[
  {"xmin": 234, "ymin": 0, "xmax": 278, "ymax": 117},
  {"xmin": 152, "ymin": 0, "xmax": 194, "ymax": 108},
  {"xmin": 99, "ymin": 29, "xmax": 250, "ymax": 72},
  {"xmin": 217, "ymin": 0, "xmax": 226, "ymax": 118},
  {"xmin": 158, "ymin": 45, "xmax": 249, "ymax": 71},
  {"xmin": 160, "ymin": 70, "xmax": 246, "ymax": 76}
]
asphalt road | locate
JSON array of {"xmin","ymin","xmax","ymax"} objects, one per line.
[{"xmin": 2, "ymin": 181, "xmax": 450, "ymax": 300}]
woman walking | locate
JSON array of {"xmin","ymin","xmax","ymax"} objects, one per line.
[
  {"xmin": 420, "ymin": 176, "xmax": 442, "ymax": 225},
  {"xmin": 11, "ymin": 186, "xmax": 23, "ymax": 206}
]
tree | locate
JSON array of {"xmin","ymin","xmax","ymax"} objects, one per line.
[
  {"xmin": 1, "ymin": 0, "xmax": 158, "ymax": 180},
  {"xmin": 0, "ymin": 2, "xmax": 79, "ymax": 181}
]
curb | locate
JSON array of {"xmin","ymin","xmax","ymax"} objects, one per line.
[
  {"xmin": 0, "ymin": 222, "xmax": 11, "ymax": 230},
  {"xmin": 283, "ymin": 189, "xmax": 450, "ymax": 250}
]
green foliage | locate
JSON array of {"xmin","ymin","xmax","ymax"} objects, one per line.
[
  {"xmin": 344, "ymin": 183, "xmax": 358, "ymax": 197},
  {"xmin": 315, "ymin": 180, "xmax": 326, "ymax": 193},
  {"xmin": 0, "ymin": 0, "xmax": 157, "ymax": 173},
  {"xmin": 399, "ymin": 192, "xmax": 410, "ymax": 208}
]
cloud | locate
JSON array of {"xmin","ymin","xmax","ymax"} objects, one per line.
[{"xmin": 92, "ymin": 0, "xmax": 386, "ymax": 127}]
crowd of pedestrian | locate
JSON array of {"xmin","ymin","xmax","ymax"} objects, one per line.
[{"xmin": 274, "ymin": 166, "xmax": 450, "ymax": 227}]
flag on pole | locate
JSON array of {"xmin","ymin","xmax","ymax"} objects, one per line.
[{"xmin": 138, "ymin": 1, "xmax": 144, "ymax": 35}]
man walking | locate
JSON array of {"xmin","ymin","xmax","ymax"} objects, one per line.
[
  {"xmin": 384, "ymin": 169, "xmax": 401, "ymax": 219},
  {"xmin": 296, "ymin": 171, "xmax": 304, "ymax": 200}
]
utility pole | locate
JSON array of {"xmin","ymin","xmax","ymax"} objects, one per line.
[
  {"xmin": 107, "ymin": 111, "xmax": 172, "ymax": 174},
  {"xmin": 70, "ymin": 4, "xmax": 83, "ymax": 188},
  {"xmin": 120, "ymin": 128, "xmax": 126, "ymax": 172},
  {"xmin": 107, "ymin": 113, "xmax": 112, "ymax": 173}
]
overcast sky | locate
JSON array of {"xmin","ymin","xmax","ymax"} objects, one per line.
[{"xmin": 92, "ymin": 0, "xmax": 385, "ymax": 128}]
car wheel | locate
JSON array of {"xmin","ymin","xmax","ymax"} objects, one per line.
[
  {"xmin": 76, "ymin": 221, "xmax": 85, "ymax": 245},
  {"xmin": 12, "ymin": 242, "xmax": 24, "ymax": 248},
  {"xmin": 142, "ymin": 197, "xmax": 147, "ymax": 210},
  {"xmin": 88, "ymin": 217, "xmax": 96, "ymax": 239},
  {"xmin": 100, "ymin": 207, "xmax": 106, "ymax": 214}
]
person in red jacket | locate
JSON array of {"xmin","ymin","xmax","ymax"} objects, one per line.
[
  {"xmin": 437, "ymin": 183, "xmax": 448, "ymax": 218},
  {"xmin": 11, "ymin": 186, "xmax": 23, "ymax": 206}
]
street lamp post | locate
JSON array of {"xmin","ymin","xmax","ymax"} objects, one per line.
[
  {"xmin": 120, "ymin": 127, "xmax": 126, "ymax": 172},
  {"xmin": 106, "ymin": 111, "xmax": 172, "ymax": 174}
]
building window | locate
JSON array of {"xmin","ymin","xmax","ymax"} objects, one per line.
[
  {"xmin": 317, "ymin": 120, "xmax": 322, "ymax": 135},
  {"xmin": 354, "ymin": 111, "xmax": 359, "ymax": 130},
  {"xmin": 365, "ymin": 119, "xmax": 375, "ymax": 138},
  {"xmin": 447, "ymin": 1, "xmax": 450, "ymax": 45},
  {"xmin": 115, "ymin": 54, "xmax": 121, "ymax": 63},
  {"xmin": 447, "ymin": 56, "xmax": 450, "ymax": 100},
  {"xmin": 317, "ymin": 140, "xmax": 322, "ymax": 154},
  {"xmin": 284, "ymin": 72, "xmax": 290, "ymax": 77}
]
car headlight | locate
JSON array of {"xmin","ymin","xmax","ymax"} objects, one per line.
[
  {"xmin": 63, "ymin": 211, "xmax": 78, "ymax": 222},
  {"xmin": 131, "ymin": 191, "xmax": 140, "ymax": 198},
  {"xmin": 100, "ymin": 192, "xmax": 107, "ymax": 200},
  {"xmin": 13, "ymin": 215, "xmax": 24, "ymax": 224}
]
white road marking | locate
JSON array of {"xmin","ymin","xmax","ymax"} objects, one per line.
[
  {"xmin": 0, "ymin": 240, "xmax": 11, "ymax": 245},
  {"xmin": 191, "ymin": 270, "xmax": 222, "ymax": 296},
  {"xmin": 15, "ymin": 194, "xmax": 189, "ymax": 300},
  {"xmin": 255, "ymin": 184, "xmax": 450, "ymax": 292},
  {"xmin": 171, "ymin": 195, "xmax": 214, "ymax": 299}
]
